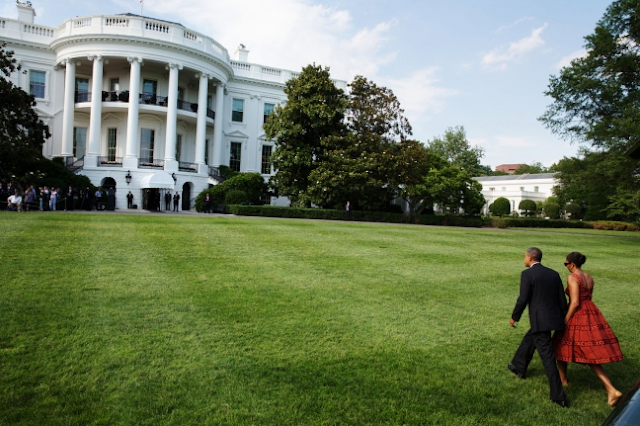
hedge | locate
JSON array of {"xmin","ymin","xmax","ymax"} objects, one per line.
[
  {"xmin": 225, "ymin": 205, "xmax": 484, "ymax": 227},
  {"xmin": 487, "ymin": 218, "xmax": 593, "ymax": 229},
  {"xmin": 486, "ymin": 218, "xmax": 639, "ymax": 232}
]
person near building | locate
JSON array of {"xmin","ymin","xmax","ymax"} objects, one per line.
[
  {"xmin": 204, "ymin": 193, "xmax": 211, "ymax": 213},
  {"xmin": 165, "ymin": 191, "xmax": 172, "ymax": 211},
  {"xmin": 508, "ymin": 247, "xmax": 568, "ymax": 407},
  {"xmin": 66, "ymin": 186, "xmax": 74, "ymax": 211},
  {"xmin": 553, "ymin": 251, "xmax": 624, "ymax": 406},
  {"xmin": 94, "ymin": 188, "xmax": 103, "ymax": 210},
  {"xmin": 127, "ymin": 191, "xmax": 134, "ymax": 209},
  {"xmin": 173, "ymin": 192, "xmax": 180, "ymax": 212},
  {"xmin": 345, "ymin": 201, "xmax": 351, "ymax": 221},
  {"xmin": 7, "ymin": 191, "xmax": 22, "ymax": 211}
]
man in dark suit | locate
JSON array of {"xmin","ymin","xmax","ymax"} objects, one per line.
[{"xmin": 509, "ymin": 247, "xmax": 568, "ymax": 407}]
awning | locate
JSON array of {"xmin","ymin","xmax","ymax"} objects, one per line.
[{"xmin": 139, "ymin": 172, "xmax": 175, "ymax": 189}]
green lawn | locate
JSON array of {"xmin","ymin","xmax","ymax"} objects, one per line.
[{"xmin": 0, "ymin": 213, "xmax": 638, "ymax": 426}]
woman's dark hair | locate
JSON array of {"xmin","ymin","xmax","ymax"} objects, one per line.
[{"xmin": 566, "ymin": 252, "xmax": 587, "ymax": 267}]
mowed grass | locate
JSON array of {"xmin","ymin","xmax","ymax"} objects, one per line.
[{"xmin": 0, "ymin": 213, "xmax": 638, "ymax": 426}]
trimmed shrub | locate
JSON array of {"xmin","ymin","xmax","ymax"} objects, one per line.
[
  {"xmin": 225, "ymin": 205, "xmax": 483, "ymax": 227},
  {"xmin": 519, "ymin": 199, "xmax": 537, "ymax": 217},
  {"xmin": 565, "ymin": 202, "xmax": 582, "ymax": 220},
  {"xmin": 490, "ymin": 197, "xmax": 510, "ymax": 217},
  {"xmin": 544, "ymin": 203, "xmax": 560, "ymax": 219},
  {"xmin": 489, "ymin": 218, "xmax": 593, "ymax": 229},
  {"xmin": 590, "ymin": 221, "xmax": 640, "ymax": 231},
  {"xmin": 225, "ymin": 190, "xmax": 248, "ymax": 205}
]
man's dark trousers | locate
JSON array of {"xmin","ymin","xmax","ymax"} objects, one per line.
[{"xmin": 512, "ymin": 329, "xmax": 565, "ymax": 402}]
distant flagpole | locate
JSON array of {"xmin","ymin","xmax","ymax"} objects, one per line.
[{"xmin": 140, "ymin": 0, "xmax": 143, "ymax": 16}]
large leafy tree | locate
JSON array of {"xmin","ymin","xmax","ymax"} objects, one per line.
[
  {"xmin": 539, "ymin": 0, "xmax": 640, "ymax": 149},
  {"xmin": 539, "ymin": 0, "xmax": 640, "ymax": 221},
  {"xmin": 307, "ymin": 76, "xmax": 412, "ymax": 210},
  {"xmin": 264, "ymin": 64, "xmax": 348, "ymax": 207},
  {"xmin": 0, "ymin": 42, "xmax": 51, "ymax": 184},
  {"xmin": 427, "ymin": 126, "xmax": 488, "ymax": 177}
]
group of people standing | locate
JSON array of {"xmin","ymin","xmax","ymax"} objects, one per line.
[
  {"xmin": 2, "ymin": 184, "xmax": 67, "ymax": 212},
  {"xmin": 509, "ymin": 247, "xmax": 624, "ymax": 408},
  {"xmin": 141, "ymin": 189, "xmax": 180, "ymax": 212}
]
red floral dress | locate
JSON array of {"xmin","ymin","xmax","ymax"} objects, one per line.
[{"xmin": 553, "ymin": 273, "xmax": 624, "ymax": 364}]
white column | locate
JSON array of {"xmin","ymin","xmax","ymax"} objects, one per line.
[
  {"xmin": 195, "ymin": 72, "xmax": 209, "ymax": 173},
  {"xmin": 86, "ymin": 55, "xmax": 104, "ymax": 167},
  {"xmin": 212, "ymin": 83, "xmax": 225, "ymax": 167},
  {"xmin": 164, "ymin": 62, "xmax": 181, "ymax": 172},
  {"xmin": 123, "ymin": 57, "xmax": 142, "ymax": 169},
  {"xmin": 60, "ymin": 59, "xmax": 76, "ymax": 157}
]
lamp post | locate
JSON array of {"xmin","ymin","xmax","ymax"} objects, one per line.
[
  {"xmin": 172, "ymin": 172, "xmax": 177, "ymax": 183},
  {"xmin": 125, "ymin": 170, "xmax": 132, "ymax": 185}
]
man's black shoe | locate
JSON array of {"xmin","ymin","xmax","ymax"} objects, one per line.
[
  {"xmin": 507, "ymin": 363, "xmax": 525, "ymax": 379},
  {"xmin": 552, "ymin": 399, "xmax": 568, "ymax": 408}
]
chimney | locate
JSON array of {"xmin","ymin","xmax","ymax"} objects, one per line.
[
  {"xmin": 16, "ymin": 1, "xmax": 36, "ymax": 24},
  {"xmin": 234, "ymin": 44, "xmax": 249, "ymax": 62}
]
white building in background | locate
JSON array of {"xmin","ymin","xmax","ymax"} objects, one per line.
[
  {"xmin": 473, "ymin": 173, "xmax": 557, "ymax": 215},
  {"xmin": 0, "ymin": 2, "xmax": 346, "ymax": 210}
]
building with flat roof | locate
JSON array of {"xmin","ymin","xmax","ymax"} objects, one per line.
[
  {"xmin": 474, "ymin": 173, "xmax": 557, "ymax": 215},
  {"xmin": 0, "ymin": 1, "xmax": 346, "ymax": 210},
  {"xmin": 494, "ymin": 164, "xmax": 526, "ymax": 175}
]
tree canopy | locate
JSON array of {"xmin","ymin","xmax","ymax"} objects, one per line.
[
  {"xmin": 264, "ymin": 64, "xmax": 348, "ymax": 207},
  {"xmin": 539, "ymin": 0, "xmax": 640, "ymax": 150},
  {"xmin": 427, "ymin": 126, "xmax": 488, "ymax": 177},
  {"xmin": 0, "ymin": 42, "xmax": 51, "ymax": 184}
]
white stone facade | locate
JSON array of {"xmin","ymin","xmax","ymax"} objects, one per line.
[
  {"xmin": 0, "ymin": 2, "xmax": 346, "ymax": 210},
  {"xmin": 473, "ymin": 173, "xmax": 557, "ymax": 215}
]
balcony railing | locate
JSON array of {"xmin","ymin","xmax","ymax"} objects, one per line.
[
  {"xmin": 98, "ymin": 156, "xmax": 123, "ymax": 167},
  {"xmin": 64, "ymin": 156, "xmax": 84, "ymax": 173},
  {"xmin": 208, "ymin": 166, "xmax": 225, "ymax": 182},
  {"xmin": 93, "ymin": 92, "xmax": 215, "ymax": 119},
  {"xmin": 138, "ymin": 159, "xmax": 165, "ymax": 168},
  {"xmin": 179, "ymin": 162, "xmax": 198, "ymax": 173},
  {"xmin": 75, "ymin": 91, "xmax": 91, "ymax": 103}
]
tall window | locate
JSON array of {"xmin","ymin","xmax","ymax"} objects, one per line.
[
  {"xmin": 230, "ymin": 142, "xmax": 242, "ymax": 172},
  {"xmin": 143, "ymin": 79, "xmax": 157, "ymax": 95},
  {"xmin": 232, "ymin": 98, "xmax": 244, "ymax": 122},
  {"xmin": 110, "ymin": 78, "xmax": 120, "ymax": 92},
  {"xmin": 140, "ymin": 129, "xmax": 155, "ymax": 162},
  {"xmin": 263, "ymin": 103, "xmax": 274, "ymax": 124},
  {"xmin": 205, "ymin": 139, "xmax": 209, "ymax": 165},
  {"xmin": 107, "ymin": 128, "xmax": 117, "ymax": 161},
  {"xmin": 176, "ymin": 134, "xmax": 182, "ymax": 162},
  {"xmin": 73, "ymin": 127, "xmax": 87, "ymax": 158},
  {"xmin": 178, "ymin": 86, "xmax": 185, "ymax": 101},
  {"xmin": 261, "ymin": 145, "xmax": 272, "ymax": 174},
  {"xmin": 29, "ymin": 71, "xmax": 46, "ymax": 99},
  {"xmin": 75, "ymin": 78, "xmax": 89, "ymax": 102}
]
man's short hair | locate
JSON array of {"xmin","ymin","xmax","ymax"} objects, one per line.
[{"xmin": 526, "ymin": 247, "xmax": 542, "ymax": 262}]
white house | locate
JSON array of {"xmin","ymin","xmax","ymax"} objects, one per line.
[
  {"xmin": 0, "ymin": 2, "xmax": 346, "ymax": 210},
  {"xmin": 473, "ymin": 173, "xmax": 557, "ymax": 215}
]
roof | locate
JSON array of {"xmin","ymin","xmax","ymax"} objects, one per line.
[
  {"xmin": 473, "ymin": 173, "xmax": 556, "ymax": 181},
  {"xmin": 117, "ymin": 13, "xmax": 184, "ymax": 28}
]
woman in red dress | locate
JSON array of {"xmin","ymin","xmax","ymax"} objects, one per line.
[{"xmin": 553, "ymin": 252, "xmax": 624, "ymax": 406}]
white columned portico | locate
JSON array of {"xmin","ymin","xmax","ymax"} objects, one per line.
[
  {"xmin": 60, "ymin": 58, "xmax": 76, "ymax": 157},
  {"xmin": 195, "ymin": 72, "xmax": 209, "ymax": 173},
  {"xmin": 86, "ymin": 55, "xmax": 104, "ymax": 167},
  {"xmin": 212, "ymin": 83, "xmax": 225, "ymax": 167},
  {"xmin": 164, "ymin": 62, "xmax": 182, "ymax": 172},
  {"xmin": 123, "ymin": 56, "xmax": 142, "ymax": 169}
]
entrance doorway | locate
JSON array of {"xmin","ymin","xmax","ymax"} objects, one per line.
[{"xmin": 182, "ymin": 182, "xmax": 191, "ymax": 211}]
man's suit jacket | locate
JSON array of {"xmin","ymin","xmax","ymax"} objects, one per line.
[{"xmin": 511, "ymin": 263, "xmax": 568, "ymax": 332}]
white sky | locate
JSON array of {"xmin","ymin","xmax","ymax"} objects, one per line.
[{"xmin": 1, "ymin": 0, "xmax": 608, "ymax": 169}]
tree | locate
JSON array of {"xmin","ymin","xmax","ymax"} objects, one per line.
[
  {"xmin": 518, "ymin": 199, "xmax": 537, "ymax": 217},
  {"xmin": 552, "ymin": 147, "xmax": 640, "ymax": 221},
  {"xmin": 0, "ymin": 42, "xmax": 51, "ymax": 184},
  {"xmin": 195, "ymin": 172, "xmax": 268, "ymax": 211},
  {"xmin": 543, "ymin": 196, "xmax": 561, "ymax": 219},
  {"xmin": 306, "ymin": 76, "xmax": 414, "ymax": 210},
  {"xmin": 490, "ymin": 197, "xmax": 510, "ymax": 217},
  {"xmin": 539, "ymin": 0, "xmax": 640, "ymax": 150},
  {"xmin": 265, "ymin": 64, "xmax": 348, "ymax": 207},
  {"xmin": 426, "ymin": 163, "xmax": 485, "ymax": 215},
  {"xmin": 513, "ymin": 162, "xmax": 548, "ymax": 175},
  {"xmin": 428, "ymin": 126, "xmax": 488, "ymax": 177}
]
